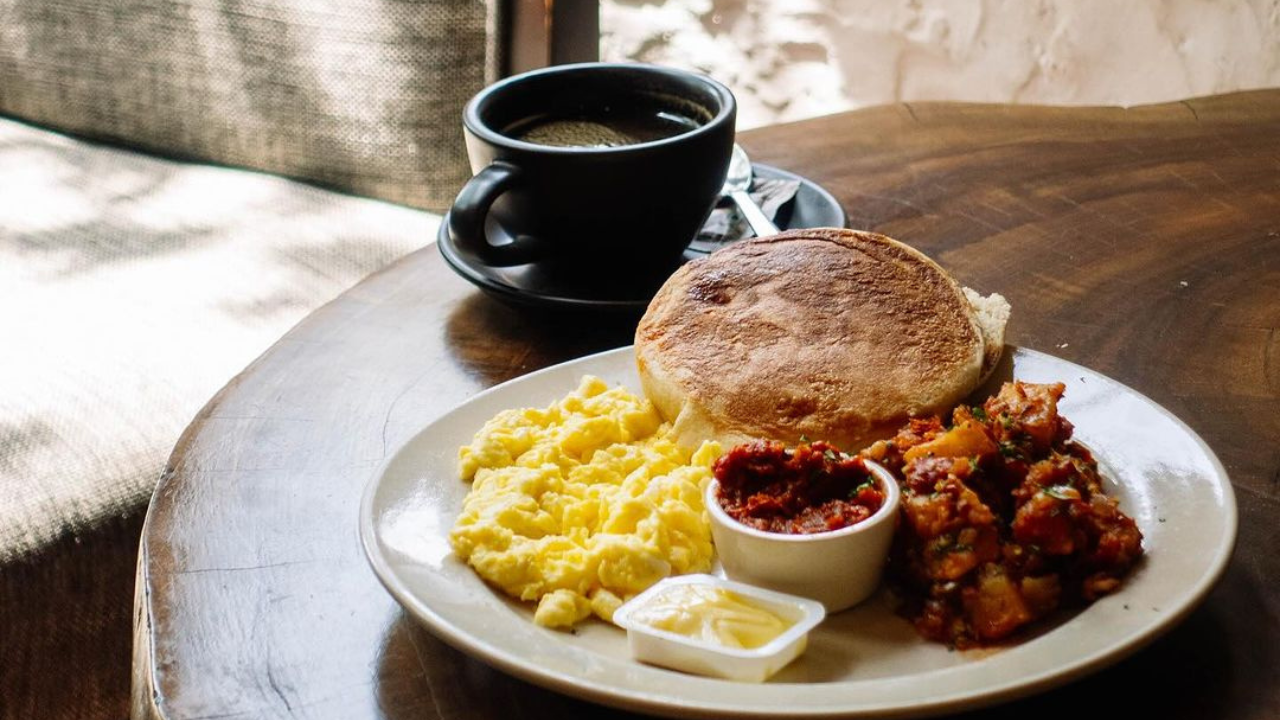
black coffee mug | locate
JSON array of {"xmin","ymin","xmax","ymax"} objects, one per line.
[{"xmin": 450, "ymin": 63, "xmax": 736, "ymax": 268}]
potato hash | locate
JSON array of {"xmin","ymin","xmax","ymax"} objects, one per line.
[{"xmin": 862, "ymin": 381, "xmax": 1144, "ymax": 648}]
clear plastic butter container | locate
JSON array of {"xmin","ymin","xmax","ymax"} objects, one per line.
[{"xmin": 613, "ymin": 574, "xmax": 826, "ymax": 683}]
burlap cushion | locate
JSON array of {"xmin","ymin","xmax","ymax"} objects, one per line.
[
  {"xmin": 0, "ymin": 117, "xmax": 435, "ymax": 561},
  {"xmin": 0, "ymin": 0, "xmax": 499, "ymax": 212}
]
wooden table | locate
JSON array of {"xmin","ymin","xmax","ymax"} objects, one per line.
[{"xmin": 132, "ymin": 91, "xmax": 1279, "ymax": 720}]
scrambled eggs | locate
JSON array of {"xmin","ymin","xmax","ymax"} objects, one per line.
[{"xmin": 450, "ymin": 376, "xmax": 720, "ymax": 629}]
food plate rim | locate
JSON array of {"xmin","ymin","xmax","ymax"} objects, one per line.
[{"xmin": 358, "ymin": 345, "xmax": 1238, "ymax": 719}]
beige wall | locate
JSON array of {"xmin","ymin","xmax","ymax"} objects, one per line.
[{"xmin": 601, "ymin": 0, "xmax": 1280, "ymax": 129}]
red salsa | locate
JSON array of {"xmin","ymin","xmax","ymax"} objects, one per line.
[{"xmin": 713, "ymin": 440, "xmax": 886, "ymax": 534}]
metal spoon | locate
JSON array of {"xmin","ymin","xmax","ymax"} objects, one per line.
[{"xmin": 721, "ymin": 144, "xmax": 779, "ymax": 238}]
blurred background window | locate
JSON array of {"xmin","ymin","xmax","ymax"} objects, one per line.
[{"xmin": 600, "ymin": 0, "xmax": 1280, "ymax": 129}]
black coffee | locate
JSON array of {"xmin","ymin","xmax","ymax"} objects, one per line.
[{"xmin": 504, "ymin": 106, "xmax": 703, "ymax": 148}]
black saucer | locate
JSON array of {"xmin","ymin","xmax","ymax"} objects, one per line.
[{"xmin": 437, "ymin": 163, "xmax": 846, "ymax": 312}]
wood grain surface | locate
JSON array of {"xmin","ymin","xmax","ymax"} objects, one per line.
[{"xmin": 133, "ymin": 91, "xmax": 1279, "ymax": 720}]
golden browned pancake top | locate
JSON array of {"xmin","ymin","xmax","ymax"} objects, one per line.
[{"xmin": 635, "ymin": 228, "xmax": 986, "ymax": 450}]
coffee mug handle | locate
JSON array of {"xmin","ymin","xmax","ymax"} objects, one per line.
[{"xmin": 449, "ymin": 162, "xmax": 550, "ymax": 267}]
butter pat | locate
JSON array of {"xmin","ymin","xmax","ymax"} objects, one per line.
[
  {"xmin": 614, "ymin": 574, "xmax": 825, "ymax": 682},
  {"xmin": 623, "ymin": 582, "xmax": 794, "ymax": 649}
]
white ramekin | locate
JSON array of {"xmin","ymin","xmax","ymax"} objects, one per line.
[{"xmin": 705, "ymin": 459, "xmax": 901, "ymax": 613}]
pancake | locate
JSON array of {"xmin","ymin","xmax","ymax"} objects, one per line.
[{"xmin": 635, "ymin": 228, "xmax": 1009, "ymax": 451}]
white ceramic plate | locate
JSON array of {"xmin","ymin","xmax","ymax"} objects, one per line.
[{"xmin": 359, "ymin": 346, "xmax": 1236, "ymax": 719}]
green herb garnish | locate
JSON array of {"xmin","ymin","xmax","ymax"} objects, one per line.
[{"xmin": 1046, "ymin": 485, "xmax": 1076, "ymax": 500}]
